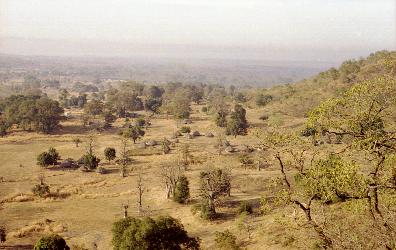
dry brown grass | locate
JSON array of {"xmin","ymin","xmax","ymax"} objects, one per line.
[{"xmin": 0, "ymin": 103, "xmax": 314, "ymax": 249}]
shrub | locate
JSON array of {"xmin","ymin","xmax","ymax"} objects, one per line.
[
  {"xmin": 32, "ymin": 183, "xmax": 50, "ymax": 197},
  {"xmin": 201, "ymin": 106, "xmax": 208, "ymax": 113},
  {"xmin": 238, "ymin": 201, "xmax": 253, "ymax": 214},
  {"xmin": 104, "ymin": 147, "xmax": 116, "ymax": 162},
  {"xmin": 112, "ymin": 216, "xmax": 200, "ymax": 250},
  {"xmin": 215, "ymin": 111, "xmax": 227, "ymax": 127},
  {"xmin": 199, "ymin": 200, "xmax": 216, "ymax": 220},
  {"xmin": 301, "ymin": 127, "xmax": 317, "ymax": 137},
  {"xmin": 255, "ymin": 94, "xmax": 272, "ymax": 107},
  {"xmin": 174, "ymin": 176, "xmax": 190, "ymax": 203},
  {"xmin": 214, "ymin": 230, "xmax": 240, "ymax": 250},
  {"xmin": 0, "ymin": 226, "xmax": 6, "ymax": 242},
  {"xmin": 72, "ymin": 137, "xmax": 81, "ymax": 147},
  {"xmin": 180, "ymin": 126, "xmax": 191, "ymax": 133},
  {"xmin": 259, "ymin": 114, "xmax": 269, "ymax": 121},
  {"xmin": 0, "ymin": 121, "xmax": 8, "ymax": 137},
  {"xmin": 48, "ymin": 148, "xmax": 60, "ymax": 161},
  {"xmin": 80, "ymin": 154, "xmax": 100, "ymax": 170},
  {"xmin": 37, "ymin": 148, "xmax": 60, "ymax": 167},
  {"xmin": 34, "ymin": 234, "xmax": 69, "ymax": 250},
  {"xmin": 37, "ymin": 152, "xmax": 54, "ymax": 168},
  {"xmin": 135, "ymin": 117, "xmax": 146, "ymax": 127}
]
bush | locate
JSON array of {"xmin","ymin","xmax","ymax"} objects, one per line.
[
  {"xmin": 259, "ymin": 114, "xmax": 269, "ymax": 121},
  {"xmin": 301, "ymin": 127, "xmax": 317, "ymax": 137},
  {"xmin": 174, "ymin": 176, "xmax": 190, "ymax": 203},
  {"xmin": 37, "ymin": 152, "xmax": 54, "ymax": 168},
  {"xmin": 34, "ymin": 234, "xmax": 69, "ymax": 250},
  {"xmin": 80, "ymin": 154, "xmax": 100, "ymax": 170},
  {"xmin": 214, "ymin": 230, "xmax": 240, "ymax": 250},
  {"xmin": 180, "ymin": 126, "xmax": 191, "ymax": 133},
  {"xmin": 215, "ymin": 112, "xmax": 227, "ymax": 127},
  {"xmin": 0, "ymin": 226, "xmax": 6, "ymax": 242},
  {"xmin": 32, "ymin": 183, "xmax": 50, "ymax": 197},
  {"xmin": 199, "ymin": 200, "xmax": 216, "ymax": 220},
  {"xmin": 112, "ymin": 216, "xmax": 199, "ymax": 250},
  {"xmin": 256, "ymin": 94, "xmax": 272, "ymax": 107},
  {"xmin": 104, "ymin": 147, "xmax": 116, "ymax": 162},
  {"xmin": 135, "ymin": 117, "xmax": 146, "ymax": 127},
  {"xmin": 238, "ymin": 201, "xmax": 253, "ymax": 214},
  {"xmin": 201, "ymin": 106, "xmax": 208, "ymax": 113},
  {"xmin": 37, "ymin": 148, "xmax": 60, "ymax": 167}
]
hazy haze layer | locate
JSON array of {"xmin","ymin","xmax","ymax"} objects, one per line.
[{"xmin": 0, "ymin": 0, "xmax": 395, "ymax": 63}]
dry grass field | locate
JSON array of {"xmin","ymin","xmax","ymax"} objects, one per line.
[{"xmin": 0, "ymin": 103, "xmax": 317, "ymax": 249}]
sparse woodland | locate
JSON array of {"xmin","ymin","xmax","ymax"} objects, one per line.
[{"xmin": 0, "ymin": 51, "xmax": 396, "ymax": 249}]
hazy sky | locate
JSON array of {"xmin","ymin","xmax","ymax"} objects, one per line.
[{"xmin": 0, "ymin": 0, "xmax": 395, "ymax": 62}]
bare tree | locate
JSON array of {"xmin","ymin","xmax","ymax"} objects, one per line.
[
  {"xmin": 179, "ymin": 144, "xmax": 192, "ymax": 170},
  {"xmin": 85, "ymin": 133, "xmax": 96, "ymax": 155},
  {"xmin": 159, "ymin": 162, "xmax": 182, "ymax": 199},
  {"xmin": 122, "ymin": 201, "xmax": 129, "ymax": 218},
  {"xmin": 136, "ymin": 172, "xmax": 145, "ymax": 214}
]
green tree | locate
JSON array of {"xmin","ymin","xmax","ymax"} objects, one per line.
[
  {"xmin": 37, "ymin": 148, "xmax": 60, "ymax": 167},
  {"xmin": 173, "ymin": 175, "xmax": 190, "ymax": 203},
  {"xmin": 144, "ymin": 85, "xmax": 163, "ymax": 98},
  {"xmin": 214, "ymin": 230, "xmax": 240, "ymax": 250},
  {"xmin": 0, "ymin": 226, "xmax": 5, "ymax": 243},
  {"xmin": 81, "ymin": 154, "xmax": 100, "ymax": 170},
  {"xmin": 199, "ymin": 168, "xmax": 231, "ymax": 219},
  {"xmin": 111, "ymin": 216, "xmax": 200, "ymax": 250},
  {"xmin": 226, "ymin": 104, "xmax": 248, "ymax": 137},
  {"xmin": 255, "ymin": 93, "xmax": 272, "ymax": 107},
  {"xmin": 84, "ymin": 99, "xmax": 104, "ymax": 117},
  {"xmin": 34, "ymin": 234, "xmax": 69, "ymax": 250},
  {"xmin": 214, "ymin": 111, "xmax": 227, "ymax": 127},
  {"xmin": 144, "ymin": 97, "xmax": 162, "ymax": 115},
  {"xmin": 104, "ymin": 147, "xmax": 116, "ymax": 163},
  {"xmin": 121, "ymin": 125, "xmax": 145, "ymax": 143}
]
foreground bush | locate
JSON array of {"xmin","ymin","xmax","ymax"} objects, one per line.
[
  {"xmin": 32, "ymin": 183, "xmax": 50, "ymax": 197},
  {"xmin": 214, "ymin": 230, "xmax": 240, "ymax": 250},
  {"xmin": 173, "ymin": 175, "xmax": 190, "ymax": 203},
  {"xmin": 179, "ymin": 126, "xmax": 191, "ymax": 133},
  {"xmin": 112, "ymin": 216, "xmax": 199, "ymax": 250},
  {"xmin": 34, "ymin": 234, "xmax": 69, "ymax": 250},
  {"xmin": 238, "ymin": 201, "xmax": 253, "ymax": 214}
]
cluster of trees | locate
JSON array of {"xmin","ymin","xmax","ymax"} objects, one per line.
[
  {"xmin": 213, "ymin": 104, "xmax": 248, "ymax": 137},
  {"xmin": 0, "ymin": 95, "xmax": 64, "ymax": 135},
  {"xmin": 59, "ymin": 89, "xmax": 87, "ymax": 108}
]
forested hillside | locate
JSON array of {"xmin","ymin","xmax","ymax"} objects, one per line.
[{"xmin": 258, "ymin": 50, "xmax": 396, "ymax": 118}]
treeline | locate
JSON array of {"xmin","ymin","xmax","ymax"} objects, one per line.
[
  {"xmin": 0, "ymin": 80, "xmax": 267, "ymax": 137},
  {"xmin": 0, "ymin": 95, "xmax": 64, "ymax": 136}
]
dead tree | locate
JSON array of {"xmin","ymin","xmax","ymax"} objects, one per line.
[
  {"xmin": 136, "ymin": 172, "xmax": 145, "ymax": 214},
  {"xmin": 159, "ymin": 162, "xmax": 182, "ymax": 199},
  {"xmin": 122, "ymin": 201, "xmax": 129, "ymax": 218}
]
